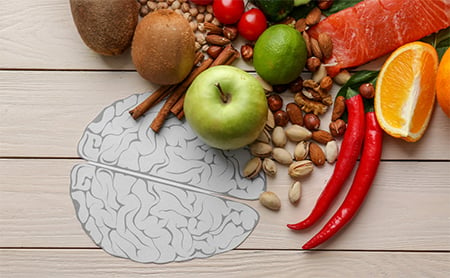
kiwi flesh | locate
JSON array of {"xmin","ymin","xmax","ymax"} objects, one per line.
[
  {"xmin": 131, "ymin": 9, "xmax": 196, "ymax": 85},
  {"xmin": 70, "ymin": 0, "xmax": 139, "ymax": 56}
]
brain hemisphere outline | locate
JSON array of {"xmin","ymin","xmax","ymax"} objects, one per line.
[{"xmin": 71, "ymin": 92, "xmax": 265, "ymax": 263}]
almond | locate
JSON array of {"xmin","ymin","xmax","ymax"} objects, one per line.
[
  {"xmin": 332, "ymin": 95, "xmax": 346, "ymax": 121},
  {"xmin": 295, "ymin": 18, "xmax": 307, "ymax": 32},
  {"xmin": 305, "ymin": 7, "xmax": 322, "ymax": 26},
  {"xmin": 309, "ymin": 142, "xmax": 326, "ymax": 166},
  {"xmin": 302, "ymin": 31, "xmax": 312, "ymax": 57},
  {"xmin": 286, "ymin": 102, "xmax": 304, "ymax": 126},
  {"xmin": 310, "ymin": 37, "xmax": 323, "ymax": 60},
  {"xmin": 318, "ymin": 33, "xmax": 333, "ymax": 59},
  {"xmin": 205, "ymin": 34, "xmax": 230, "ymax": 46},
  {"xmin": 312, "ymin": 130, "xmax": 334, "ymax": 144}
]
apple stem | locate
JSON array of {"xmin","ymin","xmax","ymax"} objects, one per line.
[{"xmin": 215, "ymin": 83, "xmax": 230, "ymax": 104}]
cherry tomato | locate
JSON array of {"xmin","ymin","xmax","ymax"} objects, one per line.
[
  {"xmin": 189, "ymin": 0, "xmax": 213, "ymax": 5},
  {"xmin": 238, "ymin": 8, "xmax": 267, "ymax": 41},
  {"xmin": 212, "ymin": 0, "xmax": 245, "ymax": 25}
]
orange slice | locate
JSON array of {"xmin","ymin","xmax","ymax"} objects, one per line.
[
  {"xmin": 436, "ymin": 47, "xmax": 450, "ymax": 118},
  {"xmin": 375, "ymin": 41, "xmax": 439, "ymax": 142}
]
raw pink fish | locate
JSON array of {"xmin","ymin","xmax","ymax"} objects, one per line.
[{"xmin": 308, "ymin": 0, "xmax": 450, "ymax": 76}]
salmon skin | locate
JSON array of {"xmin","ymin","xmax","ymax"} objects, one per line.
[{"xmin": 308, "ymin": 0, "xmax": 450, "ymax": 76}]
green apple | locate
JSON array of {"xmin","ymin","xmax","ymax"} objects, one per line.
[{"xmin": 184, "ymin": 65, "xmax": 268, "ymax": 150}]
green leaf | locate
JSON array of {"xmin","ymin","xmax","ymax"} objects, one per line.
[
  {"xmin": 322, "ymin": 0, "xmax": 363, "ymax": 16},
  {"xmin": 421, "ymin": 27, "xmax": 450, "ymax": 61},
  {"xmin": 336, "ymin": 70, "xmax": 379, "ymax": 119},
  {"xmin": 288, "ymin": 1, "xmax": 315, "ymax": 19}
]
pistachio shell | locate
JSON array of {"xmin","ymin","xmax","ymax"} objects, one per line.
[
  {"xmin": 272, "ymin": 148, "xmax": 293, "ymax": 165},
  {"xmin": 288, "ymin": 160, "xmax": 314, "ymax": 179},
  {"xmin": 294, "ymin": 141, "xmax": 310, "ymax": 161},
  {"xmin": 249, "ymin": 142, "xmax": 273, "ymax": 158},
  {"xmin": 272, "ymin": 126, "xmax": 287, "ymax": 147},
  {"xmin": 256, "ymin": 128, "xmax": 271, "ymax": 144},
  {"xmin": 262, "ymin": 158, "xmax": 277, "ymax": 176},
  {"xmin": 285, "ymin": 125, "xmax": 312, "ymax": 142},
  {"xmin": 243, "ymin": 157, "xmax": 262, "ymax": 179},
  {"xmin": 259, "ymin": 191, "xmax": 281, "ymax": 211},
  {"xmin": 288, "ymin": 181, "xmax": 302, "ymax": 204}
]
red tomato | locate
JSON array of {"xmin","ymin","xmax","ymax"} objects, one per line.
[
  {"xmin": 190, "ymin": 0, "xmax": 213, "ymax": 5},
  {"xmin": 238, "ymin": 8, "xmax": 267, "ymax": 41},
  {"xmin": 212, "ymin": 0, "xmax": 245, "ymax": 25}
]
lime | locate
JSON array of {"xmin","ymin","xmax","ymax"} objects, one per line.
[{"xmin": 253, "ymin": 24, "xmax": 307, "ymax": 85}]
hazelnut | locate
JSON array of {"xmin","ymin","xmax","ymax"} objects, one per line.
[
  {"xmin": 274, "ymin": 110, "xmax": 289, "ymax": 127},
  {"xmin": 289, "ymin": 76, "xmax": 304, "ymax": 93},
  {"xmin": 306, "ymin": 57, "xmax": 321, "ymax": 72},
  {"xmin": 240, "ymin": 44, "xmax": 253, "ymax": 61},
  {"xmin": 303, "ymin": 113, "xmax": 320, "ymax": 130},
  {"xmin": 329, "ymin": 119, "xmax": 347, "ymax": 137},
  {"xmin": 267, "ymin": 94, "xmax": 283, "ymax": 112},
  {"xmin": 319, "ymin": 76, "xmax": 333, "ymax": 92},
  {"xmin": 359, "ymin": 83, "xmax": 375, "ymax": 99},
  {"xmin": 272, "ymin": 84, "xmax": 289, "ymax": 94}
]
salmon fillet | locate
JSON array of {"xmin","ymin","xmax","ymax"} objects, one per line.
[{"xmin": 308, "ymin": 0, "xmax": 450, "ymax": 76}]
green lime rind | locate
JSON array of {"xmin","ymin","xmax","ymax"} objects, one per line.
[{"xmin": 253, "ymin": 25, "xmax": 307, "ymax": 85}]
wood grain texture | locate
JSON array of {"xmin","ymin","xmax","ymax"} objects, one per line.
[
  {"xmin": 1, "ymin": 159, "xmax": 449, "ymax": 250},
  {"xmin": 1, "ymin": 71, "xmax": 449, "ymax": 159},
  {"xmin": 1, "ymin": 249, "xmax": 449, "ymax": 278}
]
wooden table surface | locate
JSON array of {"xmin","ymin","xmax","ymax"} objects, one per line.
[{"xmin": 1, "ymin": 1, "xmax": 449, "ymax": 277}]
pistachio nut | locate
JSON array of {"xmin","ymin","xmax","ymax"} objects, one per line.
[
  {"xmin": 288, "ymin": 181, "xmax": 302, "ymax": 205},
  {"xmin": 285, "ymin": 125, "xmax": 312, "ymax": 142},
  {"xmin": 262, "ymin": 158, "xmax": 277, "ymax": 177},
  {"xmin": 249, "ymin": 142, "xmax": 273, "ymax": 158},
  {"xmin": 325, "ymin": 140, "xmax": 339, "ymax": 164},
  {"xmin": 265, "ymin": 109, "xmax": 275, "ymax": 131},
  {"xmin": 272, "ymin": 126, "xmax": 287, "ymax": 147},
  {"xmin": 288, "ymin": 160, "xmax": 314, "ymax": 179},
  {"xmin": 243, "ymin": 157, "xmax": 262, "ymax": 179},
  {"xmin": 272, "ymin": 147, "xmax": 293, "ymax": 165},
  {"xmin": 294, "ymin": 141, "xmax": 310, "ymax": 161},
  {"xmin": 256, "ymin": 128, "xmax": 271, "ymax": 144},
  {"xmin": 259, "ymin": 191, "xmax": 281, "ymax": 211}
]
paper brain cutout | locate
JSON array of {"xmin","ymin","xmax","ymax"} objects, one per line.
[{"xmin": 70, "ymin": 92, "xmax": 266, "ymax": 264}]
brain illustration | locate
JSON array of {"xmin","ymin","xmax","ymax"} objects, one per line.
[{"xmin": 70, "ymin": 92, "xmax": 266, "ymax": 263}]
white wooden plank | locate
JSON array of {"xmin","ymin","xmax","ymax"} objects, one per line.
[
  {"xmin": 1, "ymin": 159, "xmax": 449, "ymax": 250},
  {"xmin": 0, "ymin": 0, "xmax": 252, "ymax": 71},
  {"xmin": 1, "ymin": 71, "xmax": 449, "ymax": 159},
  {"xmin": 1, "ymin": 249, "xmax": 449, "ymax": 278},
  {"xmin": 0, "ymin": 0, "xmax": 134, "ymax": 70}
]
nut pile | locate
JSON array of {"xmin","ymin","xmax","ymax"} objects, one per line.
[
  {"xmin": 137, "ymin": 0, "xmax": 227, "ymax": 52},
  {"xmin": 246, "ymin": 74, "xmax": 349, "ymax": 211}
]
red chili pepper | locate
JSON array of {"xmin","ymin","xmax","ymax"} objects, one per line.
[
  {"xmin": 287, "ymin": 93, "xmax": 365, "ymax": 230},
  {"xmin": 302, "ymin": 111, "xmax": 383, "ymax": 249}
]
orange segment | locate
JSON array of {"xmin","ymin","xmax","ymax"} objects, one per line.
[
  {"xmin": 375, "ymin": 42, "xmax": 439, "ymax": 142},
  {"xmin": 436, "ymin": 48, "xmax": 450, "ymax": 118}
]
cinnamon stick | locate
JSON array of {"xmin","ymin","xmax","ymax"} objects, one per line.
[
  {"xmin": 210, "ymin": 44, "xmax": 235, "ymax": 67},
  {"xmin": 150, "ymin": 57, "xmax": 214, "ymax": 132},
  {"xmin": 170, "ymin": 93, "xmax": 185, "ymax": 116},
  {"xmin": 129, "ymin": 85, "xmax": 173, "ymax": 120},
  {"xmin": 224, "ymin": 48, "xmax": 240, "ymax": 65}
]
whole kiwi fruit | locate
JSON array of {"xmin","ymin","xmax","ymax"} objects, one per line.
[
  {"xmin": 70, "ymin": 0, "xmax": 139, "ymax": 56},
  {"xmin": 131, "ymin": 9, "xmax": 196, "ymax": 85}
]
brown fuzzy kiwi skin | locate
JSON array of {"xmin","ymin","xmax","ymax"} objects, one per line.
[
  {"xmin": 131, "ymin": 9, "xmax": 196, "ymax": 85},
  {"xmin": 70, "ymin": 0, "xmax": 139, "ymax": 56}
]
